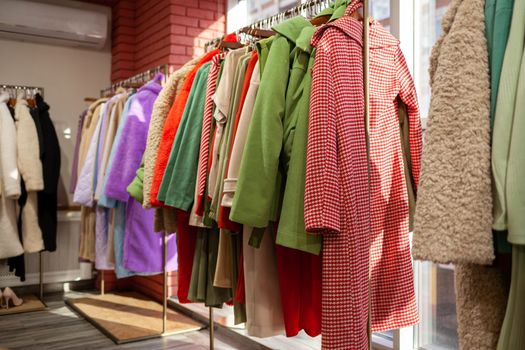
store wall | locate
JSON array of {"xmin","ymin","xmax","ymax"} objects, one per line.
[
  {"xmin": 0, "ymin": 1, "xmax": 111, "ymax": 285},
  {"xmin": 0, "ymin": 38, "xmax": 112, "ymax": 207},
  {"xmin": 110, "ymin": 0, "xmax": 226, "ymax": 82}
]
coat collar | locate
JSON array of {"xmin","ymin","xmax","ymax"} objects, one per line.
[
  {"xmin": 311, "ymin": 16, "xmax": 399, "ymax": 50},
  {"xmin": 296, "ymin": 26, "xmax": 316, "ymax": 53},
  {"xmin": 0, "ymin": 92, "xmax": 8, "ymax": 104},
  {"xmin": 272, "ymin": 16, "xmax": 313, "ymax": 45}
]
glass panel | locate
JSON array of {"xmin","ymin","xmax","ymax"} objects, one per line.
[
  {"xmin": 414, "ymin": 0, "xmax": 451, "ymax": 122},
  {"xmin": 416, "ymin": 262, "xmax": 458, "ymax": 350},
  {"xmin": 414, "ymin": 1, "xmax": 458, "ymax": 349},
  {"xmin": 247, "ymin": 0, "xmax": 301, "ymax": 22},
  {"xmin": 371, "ymin": 0, "xmax": 391, "ymax": 31}
]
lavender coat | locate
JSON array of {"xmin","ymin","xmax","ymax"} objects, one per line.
[{"xmin": 104, "ymin": 76, "xmax": 178, "ymax": 273}]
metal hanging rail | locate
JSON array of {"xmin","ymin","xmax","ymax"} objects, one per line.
[
  {"xmin": 204, "ymin": 0, "xmax": 334, "ymax": 50},
  {"xmin": 1, "ymin": 84, "xmax": 44, "ymax": 99},
  {"xmin": 100, "ymin": 64, "xmax": 170, "ymax": 97}
]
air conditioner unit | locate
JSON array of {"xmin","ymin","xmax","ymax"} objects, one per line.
[{"xmin": 0, "ymin": 0, "xmax": 108, "ymax": 50}]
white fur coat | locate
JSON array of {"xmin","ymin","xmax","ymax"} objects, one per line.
[{"xmin": 0, "ymin": 92, "xmax": 24, "ymax": 259}]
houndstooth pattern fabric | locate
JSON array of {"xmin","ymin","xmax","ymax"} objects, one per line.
[
  {"xmin": 195, "ymin": 54, "xmax": 223, "ymax": 216},
  {"xmin": 306, "ymin": 16, "xmax": 422, "ymax": 350}
]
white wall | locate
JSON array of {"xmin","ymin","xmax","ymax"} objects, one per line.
[{"xmin": 0, "ymin": 38, "xmax": 111, "ymax": 206}]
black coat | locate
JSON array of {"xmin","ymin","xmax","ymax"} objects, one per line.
[{"xmin": 35, "ymin": 94, "xmax": 61, "ymax": 252}]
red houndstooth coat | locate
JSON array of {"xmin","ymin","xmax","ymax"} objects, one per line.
[{"xmin": 305, "ymin": 15, "xmax": 422, "ymax": 350}]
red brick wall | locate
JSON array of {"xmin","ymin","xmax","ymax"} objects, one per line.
[
  {"xmin": 96, "ymin": 271, "xmax": 179, "ymax": 303},
  {"xmin": 84, "ymin": 0, "xmax": 227, "ymax": 302},
  {"xmin": 111, "ymin": 0, "xmax": 226, "ymax": 82}
]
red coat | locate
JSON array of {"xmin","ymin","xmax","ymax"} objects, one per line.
[{"xmin": 305, "ymin": 16, "xmax": 422, "ymax": 349}]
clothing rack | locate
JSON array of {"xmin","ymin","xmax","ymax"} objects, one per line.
[
  {"xmin": 0, "ymin": 84, "xmax": 47, "ymax": 315},
  {"xmin": 204, "ymin": 0, "xmax": 333, "ymax": 51},
  {"xmin": 0, "ymin": 84, "xmax": 44, "ymax": 101},
  {"xmin": 92, "ymin": 64, "xmax": 193, "ymax": 343},
  {"xmin": 100, "ymin": 64, "xmax": 169, "ymax": 97},
  {"xmin": 201, "ymin": 1, "xmax": 371, "ymax": 349}
]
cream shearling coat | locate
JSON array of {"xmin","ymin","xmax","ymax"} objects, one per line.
[
  {"xmin": 15, "ymin": 94, "xmax": 45, "ymax": 253},
  {"xmin": 412, "ymin": 2, "xmax": 506, "ymax": 349},
  {"xmin": 0, "ymin": 92, "xmax": 24, "ymax": 259},
  {"xmin": 142, "ymin": 57, "xmax": 200, "ymax": 208},
  {"xmin": 412, "ymin": 0, "xmax": 494, "ymax": 265}
]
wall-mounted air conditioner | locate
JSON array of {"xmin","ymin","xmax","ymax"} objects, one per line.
[{"xmin": 0, "ymin": 0, "xmax": 108, "ymax": 50}]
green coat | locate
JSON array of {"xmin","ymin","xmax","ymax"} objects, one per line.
[
  {"xmin": 277, "ymin": 26, "xmax": 320, "ymax": 254},
  {"xmin": 492, "ymin": 0, "xmax": 525, "ymax": 232},
  {"xmin": 230, "ymin": 16, "xmax": 312, "ymax": 228},
  {"xmin": 485, "ymin": 0, "xmax": 515, "ymax": 128},
  {"xmin": 506, "ymin": 49, "xmax": 525, "ymax": 245},
  {"xmin": 158, "ymin": 63, "xmax": 210, "ymax": 210},
  {"xmin": 232, "ymin": 11, "xmax": 351, "ymax": 254},
  {"xmin": 127, "ymin": 158, "xmax": 145, "ymax": 203}
]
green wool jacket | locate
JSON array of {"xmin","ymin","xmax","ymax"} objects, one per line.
[
  {"xmin": 485, "ymin": 0, "xmax": 514, "ymax": 129},
  {"xmin": 276, "ymin": 26, "xmax": 320, "ymax": 254},
  {"xmin": 505, "ymin": 47, "xmax": 525, "ymax": 245},
  {"xmin": 230, "ymin": 16, "xmax": 313, "ymax": 229},
  {"xmin": 492, "ymin": 0, "xmax": 524, "ymax": 232},
  {"xmin": 158, "ymin": 63, "xmax": 211, "ymax": 210}
]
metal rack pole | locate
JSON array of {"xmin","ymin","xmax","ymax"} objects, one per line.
[
  {"xmin": 163, "ymin": 231, "xmax": 168, "ymax": 334},
  {"xmin": 209, "ymin": 307, "xmax": 214, "ymax": 350},
  {"xmin": 39, "ymin": 251, "xmax": 44, "ymax": 301},
  {"xmin": 101, "ymin": 270, "xmax": 105, "ymax": 295},
  {"xmin": 362, "ymin": 1, "xmax": 372, "ymax": 349}
]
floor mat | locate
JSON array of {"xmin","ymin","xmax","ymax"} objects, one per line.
[
  {"xmin": 0, "ymin": 294, "xmax": 46, "ymax": 315},
  {"xmin": 65, "ymin": 292, "xmax": 202, "ymax": 344}
]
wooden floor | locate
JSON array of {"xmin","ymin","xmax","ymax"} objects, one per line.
[{"xmin": 0, "ymin": 292, "xmax": 250, "ymax": 350}]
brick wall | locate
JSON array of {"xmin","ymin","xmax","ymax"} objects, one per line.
[{"xmin": 111, "ymin": 0, "xmax": 226, "ymax": 82}]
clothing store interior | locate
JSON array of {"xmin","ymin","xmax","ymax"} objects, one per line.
[{"xmin": 0, "ymin": 0, "xmax": 522, "ymax": 349}]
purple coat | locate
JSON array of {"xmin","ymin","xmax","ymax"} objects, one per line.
[{"xmin": 104, "ymin": 76, "xmax": 177, "ymax": 273}]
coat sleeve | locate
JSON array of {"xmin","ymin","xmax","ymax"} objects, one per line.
[
  {"xmin": 304, "ymin": 36, "xmax": 341, "ymax": 235},
  {"xmin": 16, "ymin": 102, "xmax": 44, "ymax": 191},
  {"xmin": 396, "ymin": 47, "xmax": 423, "ymax": 192},
  {"xmin": 165, "ymin": 66, "xmax": 210, "ymax": 211},
  {"xmin": 229, "ymin": 36, "xmax": 290, "ymax": 227},
  {"xmin": 0, "ymin": 105, "xmax": 21, "ymax": 199}
]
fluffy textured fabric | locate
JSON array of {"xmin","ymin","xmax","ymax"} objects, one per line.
[
  {"xmin": 142, "ymin": 57, "xmax": 200, "ymax": 208},
  {"xmin": 0, "ymin": 93, "xmax": 24, "ymax": 259},
  {"xmin": 15, "ymin": 95, "xmax": 44, "ymax": 192},
  {"xmin": 15, "ymin": 95, "xmax": 45, "ymax": 253},
  {"xmin": 0, "ymin": 93, "xmax": 20, "ymax": 199},
  {"xmin": 455, "ymin": 264, "xmax": 507, "ymax": 350},
  {"xmin": 412, "ymin": 0, "xmax": 494, "ymax": 265}
]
